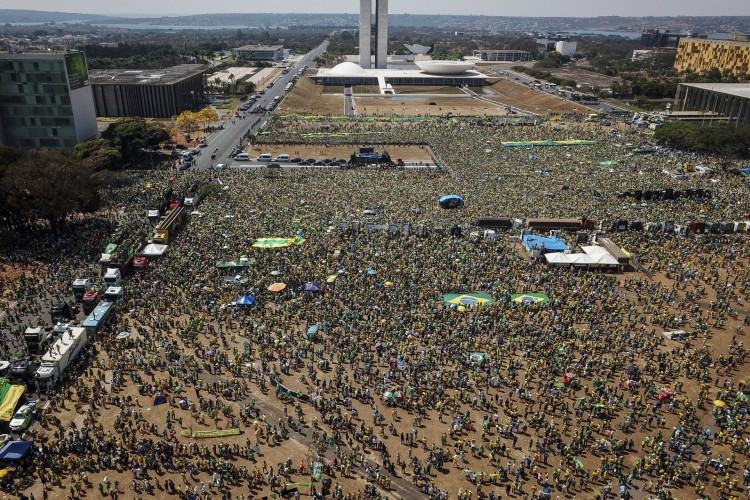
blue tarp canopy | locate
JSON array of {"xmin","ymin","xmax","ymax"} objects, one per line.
[
  {"xmin": 522, "ymin": 234, "xmax": 568, "ymax": 254},
  {"xmin": 0, "ymin": 440, "xmax": 33, "ymax": 461},
  {"xmin": 741, "ymin": 168, "xmax": 750, "ymax": 175},
  {"xmin": 304, "ymin": 283, "xmax": 321, "ymax": 292},
  {"xmin": 439, "ymin": 195, "xmax": 464, "ymax": 209},
  {"xmin": 236, "ymin": 295, "xmax": 256, "ymax": 306}
]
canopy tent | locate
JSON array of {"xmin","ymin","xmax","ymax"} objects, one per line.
[
  {"xmin": 439, "ymin": 195, "xmax": 464, "ymax": 209},
  {"xmin": 544, "ymin": 245, "xmax": 619, "ymax": 267},
  {"xmin": 153, "ymin": 393, "xmax": 167, "ymax": 405},
  {"xmin": 268, "ymin": 283, "xmax": 287, "ymax": 292},
  {"xmin": 140, "ymin": 243, "xmax": 168, "ymax": 257},
  {"xmin": 252, "ymin": 236, "xmax": 305, "ymax": 248},
  {"xmin": 0, "ymin": 385, "xmax": 25, "ymax": 421},
  {"xmin": 522, "ymin": 234, "xmax": 568, "ymax": 254},
  {"xmin": 236, "ymin": 295, "xmax": 256, "ymax": 306},
  {"xmin": 511, "ymin": 293, "xmax": 550, "ymax": 305},
  {"xmin": 443, "ymin": 293, "xmax": 494, "ymax": 306},
  {"xmin": 0, "ymin": 441, "xmax": 33, "ymax": 462},
  {"xmin": 304, "ymin": 283, "xmax": 321, "ymax": 292}
]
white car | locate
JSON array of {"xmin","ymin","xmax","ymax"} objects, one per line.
[{"xmin": 9, "ymin": 402, "xmax": 36, "ymax": 432}]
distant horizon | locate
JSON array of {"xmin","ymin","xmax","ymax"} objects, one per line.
[{"xmin": 2, "ymin": 0, "xmax": 749, "ymax": 18}]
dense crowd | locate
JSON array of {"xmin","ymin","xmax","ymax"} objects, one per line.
[{"xmin": 0, "ymin": 117, "xmax": 749, "ymax": 500}]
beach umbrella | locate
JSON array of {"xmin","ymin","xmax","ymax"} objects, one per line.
[
  {"xmin": 268, "ymin": 282, "xmax": 287, "ymax": 292},
  {"xmin": 208, "ymin": 349, "xmax": 216, "ymax": 356},
  {"xmin": 307, "ymin": 325, "xmax": 319, "ymax": 335},
  {"xmin": 457, "ymin": 305, "xmax": 466, "ymax": 312},
  {"xmin": 384, "ymin": 281, "xmax": 393, "ymax": 287},
  {"xmin": 714, "ymin": 400, "xmax": 726, "ymax": 408},
  {"xmin": 270, "ymin": 270, "xmax": 281, "ymax": 276},
  {"xmin": 438, "ymin": 195, "xmax": 464, "ymax": 209}
]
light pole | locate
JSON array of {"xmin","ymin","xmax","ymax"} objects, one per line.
[{"xmin": 190, "ymin": 90, "xmax": 195, "ymax": 111}]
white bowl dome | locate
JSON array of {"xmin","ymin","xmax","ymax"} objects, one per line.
[
  {"xmin": 415, "ymin": 60, "xmax": 475, "ymax": 75},
  {"xmin": 328, "ymin": 62, "xmax": 367, "ymax": 76}
]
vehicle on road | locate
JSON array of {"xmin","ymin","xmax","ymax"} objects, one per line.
[
  {"xmin": 234, "ymin": 153, "xmax": 250, "ymax": 161},
  {"xmin": 9, "ymin": 402, "xmax": 36, "ymax": 432},
  {"xmin": 257, "ymin": 154, "xmax": 273, "ymax": 162}
]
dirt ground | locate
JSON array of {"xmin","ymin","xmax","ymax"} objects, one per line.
[
  {"xmin": 279, "ymin": 78, "xmax": 345, "ymax": 116},
  {"xmin": 510, "ymin": 61, "xmax": 620, "ymax": 89},
  {"xmin": 486, "ymin": 79, "xmax": 596, "ymax": 115}
]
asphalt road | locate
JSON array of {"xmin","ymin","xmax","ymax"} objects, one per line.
[{"xmin": 191, "ymin": 40, "xmax": 330, "ymax": 171}]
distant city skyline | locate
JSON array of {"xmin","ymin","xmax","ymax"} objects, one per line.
[{"xmin": 4, "ymin": 0, "xmax": 749, "ymax": 18}]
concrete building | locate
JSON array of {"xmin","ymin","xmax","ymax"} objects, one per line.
[
  {"xmin": 641, "ymin": 29, "xmax": 685, "ymax": 48},
  {"xmin": 311, "ymin": 61, "xmax": 486, "ymax": 89},
  {"xmin": 231, "ymin": 45, "xmax": 285, "ymax": 62},
  {"xmin": 359, "ymin": 0, "xmax": 388, "ymax": 69},
  {"xmin": 674, "ymin": 38, "xmax": 750, "ymax": 77},
  {"xmin": 0, "ymin": 52, "xmax": 98, "ymax": 149},
  {"xmin": 89, "ymin": 64, "xmax": 206, "ymax": 118},
  {"xmin": 555, "ymin": 41, "xmax": 577, "ymax": 57},
  {"xmin": 674, "ymin": 83, "xmax": 750, "ymax": 126},
  {"xmin": 472, "ymin": 50, "xmax": 532, "ymax": 62}
]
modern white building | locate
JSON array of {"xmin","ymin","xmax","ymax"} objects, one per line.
[
  {"xmin": 311, "ymin": 61, "xmax": 487, "ymax": 88},
  {"xmin": 359, "ymin": 0, "xmax": 389, "ymax": 69},
  {"xmin": 555, "ymin": 41, "xmax": 578, "ymax": 57}
]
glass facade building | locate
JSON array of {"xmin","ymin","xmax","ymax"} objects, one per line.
[{"xmin": 0, "ymin": 53, "xmax": 97, "ymax": 149}]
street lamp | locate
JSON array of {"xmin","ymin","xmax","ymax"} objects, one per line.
[{"xmin": 190, "ymin": 90, "xmax": 195, "ymax": 111}]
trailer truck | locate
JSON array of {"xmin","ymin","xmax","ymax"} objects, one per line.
[
  {"xmin": 35, "ymin": 326, "xmax": 88, "ymax": 392},
  {"xmin": 24, "ymin": 326, "xmax": 54, "ymax": 354}
]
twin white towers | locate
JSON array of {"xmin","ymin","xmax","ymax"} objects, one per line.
[{"xmin": 359, "ymin": 0, "xmax": 389, "ymax": 69}]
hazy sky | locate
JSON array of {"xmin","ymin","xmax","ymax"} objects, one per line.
[{"xmin": 4, "ymin": 0, "xmax": 749, "ymax": 17}]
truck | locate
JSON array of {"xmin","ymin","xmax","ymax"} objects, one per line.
[
  {"xmin": 24, "ymin": 326, "xmax": 54, "ymax": 354},
  {"xmin": 8, "ymin": 358, "xmax": 38, "ymax": 387},
  {"xmin": 103, "ymin": 286, "xmax": 124, "ymax": 305},
  {"xmin": 72, "ymin": 278, "xmax": 93, "ymax": 301},
  {"xmin": 35, "ymin": 326, "xmax": 88, "ymax": 392},
  {"xmin": 82, "ymin": 291, "xmax": 101, "ymax": 314},
  {"xmin": 103, "ymin": 268, "xmax": 121, "ymax": 287},
  {"xmin": 153, "ymin": 205, "xmax": 186, "ymax": 244},
  {"xmin": 50, "ymin": 302, "xmax": 73, "ymax": 323}
]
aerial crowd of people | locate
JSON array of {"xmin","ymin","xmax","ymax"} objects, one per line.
[{"xmin": 0, "ymin": 116, "xmax": 749, "ymax": 500}]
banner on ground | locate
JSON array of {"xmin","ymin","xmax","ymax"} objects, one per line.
[
  {"xmin": 180, "ymin": 428, "xmax": 240, "ymax": 438},
  {"xmin": 502, "ymin": 140, "xmax": 598, "ymax": 147}
]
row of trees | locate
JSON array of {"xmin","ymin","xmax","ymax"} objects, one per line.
[{"xmin": 654, "ymin": 122, "xmax": 750, "ymax": 158}]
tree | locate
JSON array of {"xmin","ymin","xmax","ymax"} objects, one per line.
[
  {"xmin": 176, "ymin": 111, "xmax": 201, "ymax": 137},
  {"xmin": 195, "ymin": 108, "xmax": 219, "ymax": 131},
  {"xmin": 74, "ymin": 139, "xmax": 123, "ymax": 170},
  {"xmin": 101, "ymin": 118, "xmax": 169, "ymax": 160},
  {"xmin": 1, "ymin": 150, "xmax": 98, "ymax": 231}
]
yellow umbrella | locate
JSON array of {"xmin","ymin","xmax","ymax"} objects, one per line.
[
  {"xmin": 457, "ymin": 305, "xmax": 466, "ymax": 312},
  {"xmin": 384, "ymin": 281, "xmax": 393, "ymax": 287},
  {"xmin": 326, "ymin": 274, "xmax": 337, "ymax": 283},
  {"xmin": 713, "ymin": 400, "xmax": 726, "ymax": 407},
  {"xmin": 267, "ymin": 282, "xmax": 287, "ymax": 292},
  {"xmin": 0, "ymin": 469, "xmax": 8, "ymax": 478}
]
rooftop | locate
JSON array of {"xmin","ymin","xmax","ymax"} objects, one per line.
[
  {"xmin": 317, "ymin": 61, "xmax": 487, "ymax": 80},
  {"xmin": 89, "ymin": 64, "xmax": 206, "ymax": 86},
  {"xmin": 680, "ymin": 83, "xmax": 750, "ymax": 99},
  {"xmin": 234, "ymin": 44, "xmax": 284, "ymax": 52},
  {"xmin": 679, "ymin": 37, "xmax": 750, "ymax": 48}
]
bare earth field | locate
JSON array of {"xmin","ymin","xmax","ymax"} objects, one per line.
[{"xmin": 486, "ymin": 79, "xmax": 595, "ymax": 115}]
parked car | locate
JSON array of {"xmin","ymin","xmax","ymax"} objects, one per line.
[{"xmin": 9, "ymin": 402, "xmax": 36, "ymax": 432}]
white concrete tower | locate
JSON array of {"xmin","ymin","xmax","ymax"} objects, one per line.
[
  {"xmin": 374, "ymin": 0, "xmax": 389, "ymax": 69},
  {"xmin": 359, "ymin": 0, "xmax": 372, "ymax": 69}
]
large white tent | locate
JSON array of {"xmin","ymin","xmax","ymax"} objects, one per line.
[{"xmin": 544, "ymin": 245, "xmax": 619, "ymax": 267}]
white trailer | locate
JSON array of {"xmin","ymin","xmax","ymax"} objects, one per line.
[
  {"xmin": 24, "ymin": 326, "xmax": 53, "ymax": 353},
  {"xmin": 35, "ymin": 326, "xmax": 88, "ymax": 392}
]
